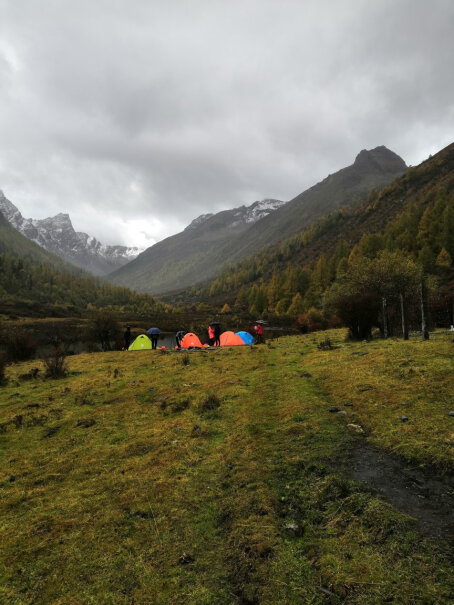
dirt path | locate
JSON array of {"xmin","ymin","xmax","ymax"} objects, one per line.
[{"xmin": 350, "ymin": 441, "xmax": 454, "ymax": 541}]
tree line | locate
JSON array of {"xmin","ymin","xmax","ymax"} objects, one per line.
[{"xmin": 0, "ymin": 253, "xmax": 171, "ymax": 317}]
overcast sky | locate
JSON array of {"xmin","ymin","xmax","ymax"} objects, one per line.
[{"xmin": 0, "ymin": 0, "xmax": 453, "ymax": 248}]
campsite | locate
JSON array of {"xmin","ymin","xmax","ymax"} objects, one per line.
[
  {"xmin": 1, "ymin": 329, "xmax": 453, "ymax": 603},
  {"xmin": 1, "ymin": 3, "xmax": 454, "ymax": 603}
]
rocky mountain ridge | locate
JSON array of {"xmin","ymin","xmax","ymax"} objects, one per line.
[
  {"xmin": 0, "ymin": 191, "xmax": 142, "ymax": 275},
  {"xmin": 184, "ymin": 199, "xmax": 285, "ymax": 232}
]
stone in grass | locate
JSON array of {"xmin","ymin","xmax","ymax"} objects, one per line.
[
  {"xmin": 347, "ymin": 423, "xmax": 364, "ymax": 433},
  {"xmin": 179, "ymin": 553, "xmax": 194, "ymax": 565},
  {"xmin": 284, "ymin": 522, "xmax": 304, "ymax": 537},
  {"xmin": 337, "ymin": 410, "xmax": 347, "ymax": 415},
  {"xmin": 401, "ymin": 416, "xmax": 409, "ymax": 422},
  {"xmin": 76, "ymin": 418, "xmax": 96, "ymax": 428},
  {"xmin": 448, "ymin": 411, "xmax": 454, "ymax": 417},
  {"xmin": 329, "ymin": 407, "xmax": 340, "ymax": 413}
]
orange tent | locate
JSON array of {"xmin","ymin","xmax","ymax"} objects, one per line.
[
  {"xmin": 220, "ymin": 331, "xmax": 245, "ymax": 346},
  {"xmin": 180, "ymin": 332, "xmax": 203, "ymax": 348}
]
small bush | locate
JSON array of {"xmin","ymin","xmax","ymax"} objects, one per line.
[
  {"xmin": 161, "ymin": 399, "xmax": 191, "ymax": 414},
  {"xmin": 85, "ymin": 309, "xmax": 120, "ymax": 351},
  {"xmin": 317, "ymin": 337, "xmax": 335, "ymax": 350},
  {"xmin": 43, "ymin": 348, "xmax": 68, "ymax": 379},
  {"xmin": 18, "ymin": 367, "xmax": 40, "ymax": 381},
  {"xmin": 0, "ymin": 352, "xmax": 7, "ymax": 385},
  {"xmin": 6, "ymin": 330, "xmax": 37, "ymax": 362},
  {"xmin": 199, "ymin": 393, "xmax": 221, "ymax": 413},
  {"xmin": 181, "ymin": 353, "xmax": 190, "ymax": 366}
]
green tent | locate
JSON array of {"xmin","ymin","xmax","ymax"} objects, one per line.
[{"xmin": 128, "ymin": 334, "xmax": 152, "ymax": 350}]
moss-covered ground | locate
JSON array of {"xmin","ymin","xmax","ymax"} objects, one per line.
[{"xmin": 0, "ymin": 330, "xmax": 453, "ymax": 604}]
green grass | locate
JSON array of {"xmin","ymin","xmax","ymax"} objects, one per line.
[{"xmin": 0, "ymin": 332, "xmax": 453, "ymax": 603}]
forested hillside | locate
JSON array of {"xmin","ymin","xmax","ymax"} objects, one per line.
[
  {"xmin": 0, "ymin": 210, "xmax": 169, "ymax": 317},
  {"xmin": 186, "ymin": 143, "xmax": 454, "ymax": 331}
]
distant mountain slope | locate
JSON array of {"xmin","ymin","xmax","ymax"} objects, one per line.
[
  {"xmin": 0, "ymin": 191, "xmax": 142, "ymax": 275},
  {"xmin": 0, "ymin": 208, "xmax": 167, "ymax": 317},
  {"xmin": 110, "ymin": 146, "xmax": 406, "ymax": 294},
  {"xmin": 185, "ymin": 142, "xmax": 454, "ymax": 316},
  {"xmin": 109, "ymin": 198, "xmax": 285, "ymax": 294},
  {"xmin": 218, "ymin": 146, "xmax": 407, "ymax": 263},
  {"xmin": 0, "ymin": 206, "xmax": 77, "ymax": 271}
]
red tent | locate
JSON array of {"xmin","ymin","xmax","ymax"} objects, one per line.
[
  {"xmin": 180, "ymin": 332, "xmax": 203, "ymax": 348},
  {"xmin": 220, "ymin": 331, "xmax": 245, "ymax": 346}
]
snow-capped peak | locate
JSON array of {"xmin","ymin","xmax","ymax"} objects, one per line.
[{"xmin": 0, "ymin": 192, "xmax": 143, "ymax": 275}]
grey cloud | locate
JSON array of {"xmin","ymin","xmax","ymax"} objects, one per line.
[{"xmin": 0, "ymin": 0, "xmax": 453, "ymax": 246}]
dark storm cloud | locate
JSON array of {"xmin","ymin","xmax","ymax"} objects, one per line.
[{"xmin": 0, "ymin": 0, "xmax": 453, "ymax": 247}]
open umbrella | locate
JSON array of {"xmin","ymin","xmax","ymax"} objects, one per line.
[{"xmin": 147, "ymin": 327, "xmax": 161, "ymax": 335}]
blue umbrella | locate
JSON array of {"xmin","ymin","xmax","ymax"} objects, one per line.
[
  {"xmin": 147, "ymin": 327, "xmax": 160, "ymax": 335},
  {"xmin": 236, "ymin": 331, "xmax": 256, "ymax": 345}
]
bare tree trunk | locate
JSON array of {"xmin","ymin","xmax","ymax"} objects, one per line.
[
  {"xmin": 382, "ymin": 297, "xmax": 388, "ymax": 339},
  {"xmin": 420, "ymin": 280, "xmax": 429, "ymax": 340},
  {"xmin": 400, "ymin": 292, "xmax": 409, "ymax": 340}
]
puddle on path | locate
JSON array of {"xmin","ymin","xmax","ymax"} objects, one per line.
[{"xmin": 350, "ymin": 443, "xmax": 454, "ymax": 540}]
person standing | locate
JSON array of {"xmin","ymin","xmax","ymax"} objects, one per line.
[
  {"xmin": 213, "ymin": 323, "xmax": 221, "ymax": 347},
  {"xmin": 176, "ymin": 330, "xmax": 187, "ymax": 349},
  {"xmin": 208, "ymin": 324, "xmax": 215, "ymax": 346},
  {"xmin": 147, "ymin": 327, "xmax": 160, "ymax": 350},
  {"xmin": 123, "ymin": 326, "xmax": 132, "ymax": 350},
  {"xmin": 254, "ymin": 322, "xmax": 264, "ymax": 344}
]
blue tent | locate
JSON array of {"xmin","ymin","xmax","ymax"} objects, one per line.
[{"xmin": 236, "ymin": 331, "xmax": 255, "ymax": 345}]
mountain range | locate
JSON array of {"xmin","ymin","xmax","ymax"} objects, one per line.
[
  {"xmin": 110, "ymin": 146, "xmax": 407, "ymax": 294},
  {"xmin": 0, "ymin": 191, "xmax": 142, "ymax": 275}
]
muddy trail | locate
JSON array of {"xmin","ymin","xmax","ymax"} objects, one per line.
[{"xmin": 350, "ymin": 441, "xmax": 454, "ymax": 542}]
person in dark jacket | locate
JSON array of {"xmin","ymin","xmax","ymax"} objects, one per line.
[
  {"xmin": 124, "ymin": 326, "xmax": 131, "ymax": 350},
  {"xmin": 214, "ymin": 323, "xmax": 221, "ymax": 347},
  {"xmin": 176, "ymin": 330, "xmax": 187, "ymax": 349}
]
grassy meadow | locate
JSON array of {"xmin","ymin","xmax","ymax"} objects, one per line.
[{"xmin": 0, "ymin": 330, "xmax": 453, "ymax": 604}]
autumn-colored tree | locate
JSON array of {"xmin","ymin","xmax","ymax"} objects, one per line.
[
  {"xmin": 436, "ymin": 247, "xmax": 452, "ymax": 269},
  {"xmin": 287, "ymin": 293, "xmax": 305, "ymax": 316}
]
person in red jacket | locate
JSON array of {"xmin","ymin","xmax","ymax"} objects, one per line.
[{"xmin": 254, "ymin": 322, "xmax": 265, "ymax": 344}]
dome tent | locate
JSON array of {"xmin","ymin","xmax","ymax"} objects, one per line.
[
  {"xmin": 180, "ymin": 332, "xmax": 203, "ymax": 348},
  {"xmin": 220, "ymin": 331, "xmax": 246, "ymax": 346},
  {"xmin": 128, "ymin": 334, "xmax": 152, "ymax": 350},
  {"xmin": 236, "ymin": 331, "xmax": 255, "ymax": 345}
]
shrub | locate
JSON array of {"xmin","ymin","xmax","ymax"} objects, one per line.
[
  {"xmin": 85, "ymin": 309, "xmax": 120, "ymax": 351},
  {"xmin": 6, "ymin": 330, "xmax": 37, "ymax": 362},
  {"xmin": 199, "ymin": 393, "xmax": 221, "ymax": 413},
  {"xmin": 181, "ymin": 353, "xmax": 190, "ymax": 366},
  {"xmin": 317, "ymin": 337, "xmax": 334, "ymax": 350},
  {"xmin": 43, "ymin": 348, "xmax": 68, "ymax": 379}
]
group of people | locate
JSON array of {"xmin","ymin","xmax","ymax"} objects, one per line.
[{"xmin": 123, "ymin": 320, "xmax": 265, "ymax": 350}]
